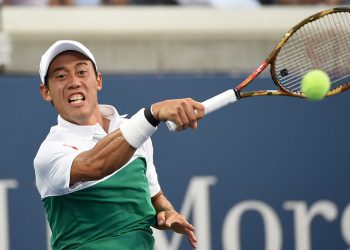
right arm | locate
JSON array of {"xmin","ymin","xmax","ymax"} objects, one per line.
[
  {"xmin": 70, "ymin": 129, "xmax": 135, "ymax": 185},
  {"xmin": 69, "ymin": 98, "xmax": 205, "ymax": 186}
]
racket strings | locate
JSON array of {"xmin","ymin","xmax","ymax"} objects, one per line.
[
  {"xmin": 291, "ymin": 14, "xmax": 350, "ymax": 78},
  {"xmin": 280, "ymin": 44, "xmax": 350, "ymax": 91},
  {"xmin": 277, "ymin": 36, "xmax": 350, "ymax": 81},
  {"xmin": 279, "ymin": 15, "xmax": 350, "ymax": 91},
  {"xmin": 273, "ymin": 11, "xmax": 350, "ymax": 93},
  {"xmin": 283, "ymin": 16, "xmax": 350, "ymax": 89}
]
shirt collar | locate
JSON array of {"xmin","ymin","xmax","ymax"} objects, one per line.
[{"xmin": 57, "ymin": 104, "xmax": 123, "ymax": 140}]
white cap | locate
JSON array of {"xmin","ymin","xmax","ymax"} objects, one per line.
[{"xmin": 39, "ymin": 40, "xmax": 97, "ymax": 83}]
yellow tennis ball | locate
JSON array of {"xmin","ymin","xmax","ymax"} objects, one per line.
[{"xmin": 301, "ymin": 70, "xmax": 331, "ymax": 101}]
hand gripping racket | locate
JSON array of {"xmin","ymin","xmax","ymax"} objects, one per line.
[{"xmin": 167, "ymin": 7, "xmax": 350, "ymax": 132}]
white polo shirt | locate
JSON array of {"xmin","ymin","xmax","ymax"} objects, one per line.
[{"xmin": 34, "ymin": 104, "xmax": 161, "ymax": 199}]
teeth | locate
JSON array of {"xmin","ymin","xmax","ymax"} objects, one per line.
[
  {"xmin": 71, "ymin": 99, "xmax": 83, "ymax": 104},
  {"xmin": 69, "ymin": 94, "xmax": 84, "ymax": 103}
]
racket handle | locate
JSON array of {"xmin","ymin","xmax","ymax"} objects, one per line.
[{"xmin": 166, "ymin": 89, "xmax": 237, "ymax": 132}]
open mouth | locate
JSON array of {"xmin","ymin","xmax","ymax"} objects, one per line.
[{"xmin": 68, "ymin": 94, "xmax": 85, "ymax": 104}]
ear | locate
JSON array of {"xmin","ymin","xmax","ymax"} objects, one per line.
[
  {"xmin": 96, "ymin": 73, "xmax": 103, "ymax": 92},
  {"xmin": 39, "ymin": 84, "xmax": 53, "ymax": 102}
]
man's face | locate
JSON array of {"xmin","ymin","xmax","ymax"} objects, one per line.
[{"xmin": 40, "ymin": 51, "xmax": 102, "ymax": 125}]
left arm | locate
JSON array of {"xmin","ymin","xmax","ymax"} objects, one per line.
[{"xmin": 151, "ymin": 191, "xmax": 197, "ymax": 249}]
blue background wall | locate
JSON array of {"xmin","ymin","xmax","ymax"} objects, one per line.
[{"xmin": 0, "ymin": 74, "xmax": 349, "ymax": 250}]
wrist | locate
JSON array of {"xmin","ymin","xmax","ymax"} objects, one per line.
[
  {"xmin": 144, "ymin": 106, "xmax": 160, "ymax": 127},
  {"xmin": 120, "ymin": 108, "xmax": 157, "ymax": 149}
]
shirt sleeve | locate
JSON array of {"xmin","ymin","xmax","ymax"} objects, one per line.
[
  {"xmin": 143, "ymin": 138, "xmax": 161, "ymax": 197},
  {"xmin": 34, "ymin": 140, "xmax": 82, "ymax": 198}
]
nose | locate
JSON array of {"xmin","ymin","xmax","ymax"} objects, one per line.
[{"xmin": 68, "ymin": 76, "xmax": 82, "ymax": 89}]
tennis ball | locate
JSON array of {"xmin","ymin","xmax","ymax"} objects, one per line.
[{"xmin": 301, "ymin": 70, "xmax": 331, "ymax": 101}]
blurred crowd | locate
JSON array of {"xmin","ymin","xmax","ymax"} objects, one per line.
[
  {"xmin": 261, "ymin": 0, "xmax": 348, "ymax": 4},
  {"xmin": 1, "ymin": 0, "xmax": 349, "ymax": 9}
]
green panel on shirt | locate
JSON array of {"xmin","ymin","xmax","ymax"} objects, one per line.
[{"xmin": 43, "ymin": 158, "xmax": 156, "ymax": 250}]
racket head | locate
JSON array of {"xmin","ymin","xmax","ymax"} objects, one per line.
[{"xmin": 269, "ymin": 8, "xmax": 350, "ymax": 98}]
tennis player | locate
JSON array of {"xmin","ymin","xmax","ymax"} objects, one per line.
[{"xmin": 34, "ymin": 40, "xmax": 204, "ymax": 250}]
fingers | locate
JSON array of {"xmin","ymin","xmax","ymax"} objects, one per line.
[
  {"xmin": 175, "ymin": 107, "xmax": 196, "ymax": 131},
  {"xmin": 151, "ymin": 98, "xmax": 204, "ymax": 131},
  {"xmin": 156, "ymin": 211, "xmax": 166, "ymax": 227},
  {"xmin": 192, "ymin": 100, "xmax": 205, "ymax": 119},
  {"xmin": 185, "ymin": 229, "xmax": 198, "ymax": 249},
  {"xmin": 171, "ymin": 220, "xmax": 197, "ymax": 249},
  {"xmin": 158, "ymin": 210, "xmax": 198, "ymax": 249},
  {"xmin": 161, "ymin": 211, "xmax": 179, "ymax": 228},
  {"xmin": 176, "ymin": 105, "xmax": 192, "ymax": 131},
  {"xmin": 160, "ymin": 210, "xmax": 194, "ymax": 231}
]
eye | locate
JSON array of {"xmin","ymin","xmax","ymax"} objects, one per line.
[
  {"xmin": 77, "ymin": 70, "xmax": 88, "ymax": 76},
  {"xmin": 55, "ymin": 74, "xmax": 66, "ymax": 79}
]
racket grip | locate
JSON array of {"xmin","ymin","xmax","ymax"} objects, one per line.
[{"xmin": 166, "ymin": 89, "xmax": 237, "ymax": 132}]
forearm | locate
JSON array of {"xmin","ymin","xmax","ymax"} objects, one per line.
[{"xmin": 70, "ymin": 129, "xmax": 135, "ymax": 184}]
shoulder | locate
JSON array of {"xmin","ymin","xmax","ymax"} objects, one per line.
[{"xmin": 33, "ymin": 125, "xmax": 79, "ymax": 172}]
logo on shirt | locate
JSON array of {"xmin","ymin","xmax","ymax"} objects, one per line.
[{"xmin": 63, "ymin": 144, "xmax": 79, "ymax": 150}]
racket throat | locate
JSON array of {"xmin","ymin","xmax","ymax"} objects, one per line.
[{"xmin": 234, "ymin": 89, "xmax": 242, "ymax": 99}]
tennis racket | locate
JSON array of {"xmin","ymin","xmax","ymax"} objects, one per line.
[{"xmin": 167, "ymin": 7, "xmax": 350, "ymax": 132}]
